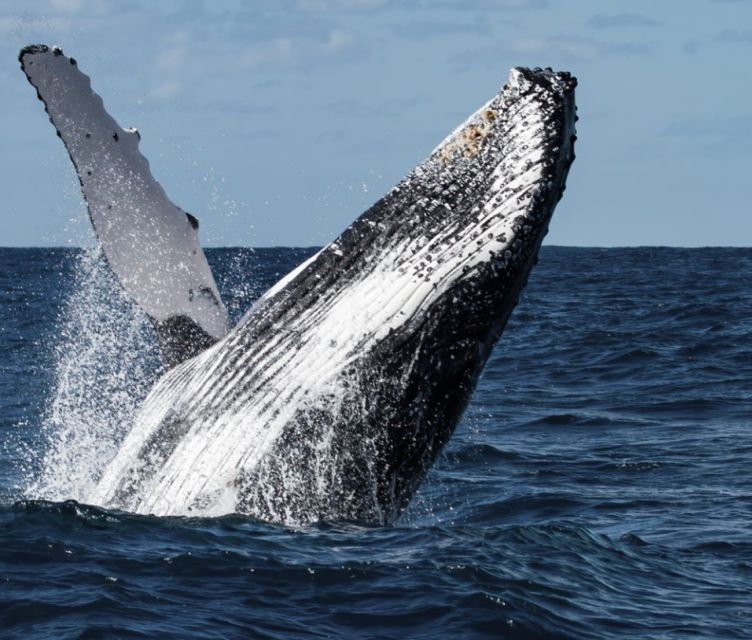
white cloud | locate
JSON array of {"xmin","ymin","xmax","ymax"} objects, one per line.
[
  {"xmin": 297, "ymin": 0, "xmax": 389, "ymax": 11},
  {"xmin": 236, "ymin": 29, "xmax": 364, "ymax": 71},
  {"xmin": 156, "ymin": 46, "xmax": 188, "ymax": 72},
  {"xmin": 440, "ymin": 0, "xmax": 549, "ymax": 10},
  {"xmin": 0, "ymin": 14, "xmax": 72, "ymax": 35},
  {"xmin": 480, "ymin": 0, "xmax": 548, "ymax": 7},
  {"xmin": 48, "ymin": 0, "xmax": 85, "ymax": 11},
  {"xmin": 46, "ymin": 0, "xmax": 136, "ymax": 17},
  {"xmin": 587, "ymin": 13, "xmax": 662, "ymax": 29},
  {"xmin": 450, "ymin": 33, "xmax": 651, "ymax": 70},
  {"xmin": 149, "ymin": 81, "xmax": 181, "ymax": 100},
  {"xmin": 512, "ymin": 36, "xmax": 606, "ymax": 59}
]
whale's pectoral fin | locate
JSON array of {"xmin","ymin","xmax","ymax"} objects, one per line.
[{"xmin": 19, "ymin": 44, "xmax": 231, "ymax": 367}]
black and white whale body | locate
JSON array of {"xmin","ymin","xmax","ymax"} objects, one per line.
[
  {"xmin": 21, "ymin": 46, "xmax": 576, "ymax": 524},
  {"xmin": 19, "ymin": 45, "xmax": 229, "ymax": 366}
]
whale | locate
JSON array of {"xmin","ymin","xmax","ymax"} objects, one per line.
[{"xmin": 20, "ymin": 45, "xmax": 577, "ymax": 524}]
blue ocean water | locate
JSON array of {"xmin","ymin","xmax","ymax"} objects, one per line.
[{"xmin": 0, "ymin": 246, "xmax": 750, "ymax": 639}]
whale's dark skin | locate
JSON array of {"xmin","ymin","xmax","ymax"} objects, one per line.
[{"xmin": 20, "ymin": 45, "xmax": 576, "ymax": 524}]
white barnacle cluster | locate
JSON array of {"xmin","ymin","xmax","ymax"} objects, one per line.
[{"xmin": 438, "ymin": 106, "xmax": 499, "ymax": 165}]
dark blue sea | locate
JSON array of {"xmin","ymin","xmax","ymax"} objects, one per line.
[{"xmin": 0, "ymin": 246, "xmax": 750, "ymax": 639}]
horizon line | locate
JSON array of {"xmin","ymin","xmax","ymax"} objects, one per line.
[{"xmin": 1, "ymin": 244, "xmax": 751, "ymax": 251}]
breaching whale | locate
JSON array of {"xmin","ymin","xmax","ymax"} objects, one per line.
[{"xmin": 20, "ymin": 45, "xmax": 577, "ymax": 524}]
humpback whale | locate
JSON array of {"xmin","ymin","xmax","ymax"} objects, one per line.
[{"xmin": 20, "ymin": 45, "xmax": 577, "ymax": 524}]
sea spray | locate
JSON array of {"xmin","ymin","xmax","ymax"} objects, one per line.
[{"xmin": 27, "ymin": 247, "xmax": 161, "ymax": 502}]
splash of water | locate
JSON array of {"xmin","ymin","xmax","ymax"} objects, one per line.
[{"xmin": 27, "ymin": 247, "xmax": 161, "ymax": 503}]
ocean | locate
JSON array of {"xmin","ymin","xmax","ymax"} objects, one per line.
[{"xmin": 0, "ymin": 246, "xmax": 750, "ymax": 639}]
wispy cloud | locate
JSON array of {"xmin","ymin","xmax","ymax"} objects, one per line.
[
  {"xmin": 48, "ymin": 0, "xmax": 85, "ymax": 11},
  {"xmin": 661, "ymin": 115, "xmax": 752, "ymax": 154},
  {"xmin": 587, "ymin": 13, "xmax": 662, "ymax": 29},
  {"xmin": 684, "ymin": 39, "xmax": 703, "ymax": 54},
  {"xmin": 149, "ymin": 81, "xmax": 181, "ymax": 101},
  {"xmin": 388, "ymin": 19, "xmax": 491, "ymax": 41},
  {"xmin": 145, "ymin": 20, "xmax": 368, "ymax": 80},
  {"xmin": 438, "ymin": 0, "xmax": 549, "ymax": 10},
  {"xmin": 155, "ymin": 45, "xmax": 188, "ymax": 72},
  {"xmin": 714, "ymin": 29, "xmax": 752, "ymax": 44},
  {"xmin": 449, "ymin": 34, "xmax": 651, "ymax": 70},
  {"xmin": 514, "ymin": 35, "xmax": 651, "ymax": 58},
  {"xmin": 473, "ymin": 0, "xmax": 549, "ymax": 9},
  {"xmin": 296, "ymin": 0, "xmax": 391, "ymax": 10},
  {"xmin": 233, "ymin": 29, "xmax": 367, "ymax": 71},
  {"xmin": 47, "ymin": 0, "xmax": 135, "ymax": 16},
  {"xmin": 0, "ymin": 14, "xmax": 73, "ymax": 35},
  {"xmin": 170, "ymin": 97, "xmax": 280, "ymax": 117},
  {"xmin": 683, "ymin": 28, "xmax": 752, "ymax": 54},
  {"xmin": 321, "ymin": 93, "xmax": 428, "ymax": 118}
]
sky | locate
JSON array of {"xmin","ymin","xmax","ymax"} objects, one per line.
[{"xmin": 0, "ymin": 0, "xmax": 750, "ymax": 247}]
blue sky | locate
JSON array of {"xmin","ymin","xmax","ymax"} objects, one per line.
[{"xmin": 1, "ymin": 0, "xmax": 750, "ymax": 247}]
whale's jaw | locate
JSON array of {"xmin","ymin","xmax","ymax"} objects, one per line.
[{"xmin": 91, "ymin": 67, "xmax": 577, "ymax": 524}]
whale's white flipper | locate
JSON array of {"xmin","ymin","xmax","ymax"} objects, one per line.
[{"xmin": 19, "ymin": 45, "xmax": 230, "ymax": 366}]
